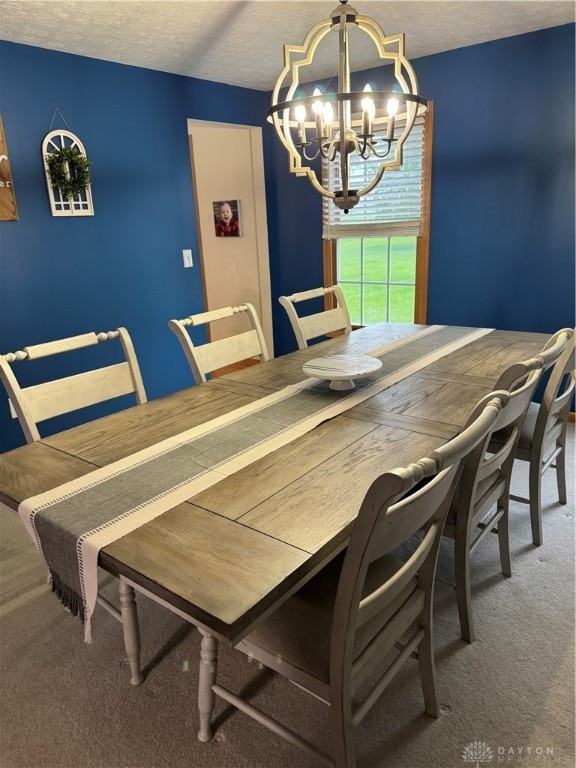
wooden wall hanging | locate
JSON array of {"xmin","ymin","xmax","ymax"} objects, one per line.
[
  {"xmin": 42, "ymin": 129, "xmax": 94, "ymax": 217},
  {"xmin": 0, "ymin": 116, "xmax": 19, "ymax": 221}
]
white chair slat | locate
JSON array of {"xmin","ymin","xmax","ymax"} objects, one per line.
[
  {"xmin": 289, "ymin": 287, "xmax": 327, "ymax": 302},
  {"xmin": 24, "ymin": 332, "xmax": 99, "ymax": 360},
  {"xmin": 24, "ymin": 363, "xmax": 137, "ymax": 422},
  {"xmin": 196, "ymin": 331, "xmax": 264, "ymax": 375},
  {"xmin": 359, "ymin": 523, "xmax": 437, "ymax": 629},
  {"xmin": 187, "ymin": 305, "xmax": 241, "ymax": 326},
  {"xmin": 299, "ymin": 308, "xmax": 349, "ymax": 341},
  {"xmin": 351, "ymin": 590, "xmax": 426, "ymax": 694}
]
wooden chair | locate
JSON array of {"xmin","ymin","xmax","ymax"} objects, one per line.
[
  {"xmin": 441, "ymin": 332, "xmax": 571, "ymax": 644},
  {"xmin": 0, "ymin": 328, "xmax": 147, "ymax": 443},
  {"xmin": 489, "ymin": 328, "xmax": 574, "ymax": 546},
  {"xmin": 0, "ymin": 327, "xmax": 148, "ymax": 683},
  {"xmin": 204, "ymin": 392, "xmax": 509, "ymax": 768},
  {"xmin": 278, "ymin": 285, "xmax": 352, "ymax": 350},
  {"xmin": 169, "ymin": 303, "xmax": 270, "ymax": 384}
]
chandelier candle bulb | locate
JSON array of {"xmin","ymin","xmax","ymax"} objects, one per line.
[
  {"xmin": 361, "ymin": 85, "xmax": 375, "ymax": 136},
  {"xmin": 312, "ymin": 89, "xmax": 325, "ymax": 138},
  {"xmin": 323, "ymin": 102, "xmax": 334, "ymax": 140},
  {"xmin": 295, "ymin": 105, "xmax": 307, "ymax": 144}
]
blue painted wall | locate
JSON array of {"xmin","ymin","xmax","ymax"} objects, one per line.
[
  {"xmin": 419, "ymin": 25, "xmax": 575, "ymax": 332},
  {"xmin": 1, "ymin": 23, "xmax": 574, "ymax": 451}
]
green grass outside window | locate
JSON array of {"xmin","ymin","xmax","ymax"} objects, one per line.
[{"xmin": 337, "ymin": 237, "xmax": 417, "ymax": 325}]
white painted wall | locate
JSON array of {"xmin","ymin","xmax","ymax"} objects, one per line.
[{"xmin": 187, "ymin": 120, "xmax": 273, "ymax": 355}]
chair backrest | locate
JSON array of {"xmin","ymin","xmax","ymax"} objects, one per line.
[
  {"xmin": 0, "ymin": 327, "xmax": 147, "ymax": 443},
  {"xmin": 495, "ymin": 327, "xmax": 572, "ymax": 391},
  {"xmin": 168, "ymin": 303, "xmax": 270, "ymax": 384},
  {"xmin": 329, "ymin": 390, "xmax": 509, "ymax": 723},
  {"xmin": 455, "ymin": 356, "xmax": 546, "ymax": 529},
  {"xmin": 533, "ymin": 327, "xmax": 575, "ymax": 450},
  {"xmin": 278, "ymin": 285, "xmax": 352, "ymax": 349}
]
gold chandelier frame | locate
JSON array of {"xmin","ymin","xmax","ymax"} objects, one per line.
[{"xmin": 268, "ymin": 1, "xmax": 428, "ymax": 212}]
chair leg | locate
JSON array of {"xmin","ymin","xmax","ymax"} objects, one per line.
[
  {"xmin": 497, "ymin": 501, "xmax": 512, "ymax": 578},
  {"xmin": 455, "ymin": 536, "xmax": 474, "ymax": 644},
  {"xmin": 528, "ymin": 459, "xmax": 543, "ymax": 547},
  {"xmin": 418, "ymin": 627, "xmax": 439, "ymax": 717},
  {"xmin": 556, "ymin": 443, "xmax": 567, "ymax": 505},
  {"xmin": 197, "ymin": 630, "xmax": 219, "ymax": 742},
  {"xmin": 330, "ymin": 700, "xmax": 355, "ymax": 768}
]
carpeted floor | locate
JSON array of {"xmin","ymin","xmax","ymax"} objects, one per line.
[{"xmin": 1, "ymin": 427, "xmax": 574, "ymax": 768}]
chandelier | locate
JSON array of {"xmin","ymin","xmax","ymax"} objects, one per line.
[{"xmin": 268, "ymin": 0, "xmax": 428, "ymax": 213}]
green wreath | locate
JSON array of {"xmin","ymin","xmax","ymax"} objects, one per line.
[{"xmin": 45, "ymin": 146, "xmax": 92, "ymax": 199}]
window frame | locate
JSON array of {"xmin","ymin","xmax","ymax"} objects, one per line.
[{"xmin": 323, "ymin": 101, "xmax": 434, "ymax": 326}]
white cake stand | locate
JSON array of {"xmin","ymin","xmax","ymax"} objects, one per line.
[{"xmin": 303, "ymin": 354, "xmax": 383, "ymax": 391}]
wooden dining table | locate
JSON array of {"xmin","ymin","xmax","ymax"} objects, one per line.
[{"xmin": 0, "ymin": 322, "xmax": 549, "ymax": 741}]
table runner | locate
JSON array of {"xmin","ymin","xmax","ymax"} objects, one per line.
[{"xmin": 19, "ymin": 325, "xmax": 492, "ymax": 641}]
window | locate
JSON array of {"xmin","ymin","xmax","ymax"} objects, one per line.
[
  {"xmin": 337, "ymin": 236, "xmax": 417, "ymax": 325},
  {"xmin": 323, "ymin": 104, "xmax": 433, "ymax": 325}
]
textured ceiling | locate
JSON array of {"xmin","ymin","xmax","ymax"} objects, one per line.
[{"xmin": 1, "ymin": 0, "xmax": 574, "ymax": 91}]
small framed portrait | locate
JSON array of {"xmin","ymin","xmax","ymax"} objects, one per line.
[{"xmin": 213, "ymin": 199, "xmax": 242, "ymax": 237}]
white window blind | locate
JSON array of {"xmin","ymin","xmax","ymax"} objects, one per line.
[{"xmin": 322, "ymin": 113, "xmax": 426, "ymax": 240}]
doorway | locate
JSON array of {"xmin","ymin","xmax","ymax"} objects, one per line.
[{"xmin": 188, "ymin": 120, "xmax": 273, "ymax": 357}]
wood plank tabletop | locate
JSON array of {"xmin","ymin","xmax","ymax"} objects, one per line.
[{"xmin": 0, "ymin": 323, "xmax": 551, "ymax": 642}]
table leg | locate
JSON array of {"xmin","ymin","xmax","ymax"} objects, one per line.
[
  {"xmin": 197, "ymin": 629, "xmax": 218, "ymax": 742},
  {"xmin": 119, "ymin": 578, "xmax": 144, "ymax": 685}
]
